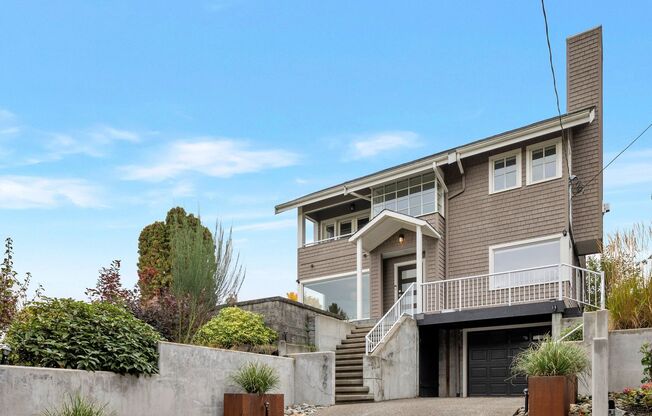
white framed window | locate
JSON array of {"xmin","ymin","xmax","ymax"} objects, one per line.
[
  {"xmin": 489, "ymin": 235, "xmax": 570, "ymax": 290},
  {"xmin": 489, "ymin": 149, "xmax": 521, "ymax": 194},
  {"xmin": 526, "ymin": 138, "xmax": 562, "ymax": 185},
  {"xmin": 319, "ymin": 211, "xmax": 370, "ymax": 241},
  {"xmin": 371, "ymin": 172, "xmax": 443, "ymax": 218}
]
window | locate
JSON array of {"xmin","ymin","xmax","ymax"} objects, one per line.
[
  {"xmin": 371, "ymin": 173, "xmax": 443, "ymax": 217},
  {"xmin": 489, "ymin": 150, "xmax": 521, "ymax": 194},
  {"xmin": 490, "ymin": 237, "xmax": 565, "ymax": 289},
  {"xmin": 357, "ymin": 217, "xmax": 369, "ymax": 229},
  {"xmin": 527, "ymin": 139, "xmax": 562, "ymax": 185},
  {"xmin": 324, "ymin": 224, "xmax": 335, "ymax": 239},
  {"xmin": 339, "ymin": 221, "xmax": 352, "ymax": 236},
  {"xmin": 303, "ymin": 272, "xmax": 370, "ymax": 320}
]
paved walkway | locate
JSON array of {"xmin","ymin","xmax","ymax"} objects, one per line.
[{"xmin": 315, "ymin": 397, "xmax": 522, "ymax": 416}]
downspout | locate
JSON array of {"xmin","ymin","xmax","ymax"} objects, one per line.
[{"xmin": 443, "ymin": 153, "xmax": 466, "ymax": 280}]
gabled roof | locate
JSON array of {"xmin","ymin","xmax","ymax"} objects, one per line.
[
  {"xmin": 275, "ymin": 107, "xmax": 595, "ymax": 214},
  {"xmin": 348, "ymin": 210, "xmax": 441, "ymax": 252}
]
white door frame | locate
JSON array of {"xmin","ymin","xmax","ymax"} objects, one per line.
[{"xmin": 461, "ymin": 321, "xmax": 551, "ymax": 397}]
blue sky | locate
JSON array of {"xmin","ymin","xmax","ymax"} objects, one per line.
[{"xmin": 1, "ymin": 1, "xmax": 651, "ymax": 301}]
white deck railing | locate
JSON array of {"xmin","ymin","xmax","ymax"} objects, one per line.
[
  {"xmin": 421, "ymin": 263, "xmax": 604, "ymax": 314},
  {"xmin": 365, "ymin": 282, "xmax": 416, "ymax": 354},
  {"xmin": 365, "ymin": 263, "xmax": 604, "ymax": 354}
]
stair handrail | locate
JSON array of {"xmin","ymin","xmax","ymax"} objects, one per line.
[{"xmin": 365, "ymin": 282, "xmax": 416, "ymax": 354}]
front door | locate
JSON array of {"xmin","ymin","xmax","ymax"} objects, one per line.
[{"xmin": 397, "ymin": 264, "xmax": 417, "ymax": 299}]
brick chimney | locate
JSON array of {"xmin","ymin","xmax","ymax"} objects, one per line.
[{"xmin": 566, "ymin": 26, "xmax": 603, "ymax": 255}]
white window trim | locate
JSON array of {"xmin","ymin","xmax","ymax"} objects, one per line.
[
  {"xmin": 488, "ymin": 233, "xmax": 572, "ymax": 290},
  {"xmin": 525, "ymin": 137, "xmax": 563, "ymax": 186},
  {"xmin": 488, "ymin": 149, "xmax": 522, "ymax": 195}
]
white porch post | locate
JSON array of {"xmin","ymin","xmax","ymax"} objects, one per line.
[
  {"xmin": 356, "ymin": 238, "xmax": 363, "ymax": 320},
  {"xmin": 297, "ymin": 207, "xmax": 305, "ymax": 248},
  {"xmin": 416, "ymin": 225, "xmax": 423, "ymax": 314}
]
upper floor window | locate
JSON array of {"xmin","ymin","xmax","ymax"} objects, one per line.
[
  {"xmin": 320, "ymin": 212, "xmax": 370, "ymax": 242},
  {"xmin": 371, "ymin": 172, "xmax": 443, "ymax": 218},
  {"xmin": 489, "ymin": 149, "xmax": 521, "ymax": 194},
  {"xmin": 526, "ymin": 138, "xmax": 562, "ymax": 185}
]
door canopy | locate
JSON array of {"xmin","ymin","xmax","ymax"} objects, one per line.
[{"xmin": 348, "ymin": 210, "xmax": 441, "ymax": 252}]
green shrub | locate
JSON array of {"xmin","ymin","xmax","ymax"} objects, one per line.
[
  {"xmin": 41, "ymin": 394, "xmax": 114, "ymax": 416},
  {"xmin": 6, "ymin": 298, "xmax": 161, "ymax": 375},
  {"xmin": 512, "ymin": 336, "xmax": 590, "ymax": 377},
  {"xmin": 230, "ymin": 362, "xmax": 280, "ymax": 394},
  {"xmin": 642, "ymin": 342, "xmax": 652, "ymax": 384},
  {"xmin": 192, "ymin": 307, "xmax": 277, "ymax": 349}
]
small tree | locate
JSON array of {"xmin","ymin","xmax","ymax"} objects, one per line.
[
  {"xmin": 86, "ymin": 260, "xmax": 134, "ymax": 306},
  {"xmin": 0, "ymin": 238, "xmax": 34, "ymax": 333}
]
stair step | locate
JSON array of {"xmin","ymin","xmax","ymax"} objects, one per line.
[
  {"xmin": 340, "ymin": 335, "xmax": 366, "ymax": 345},
  {"xmin": 335, "ymin": 353, "xmax": 364, "ymax": 360},
  {"xmin": 335, "ymin": 371, "xmax": 362, "ymax": 379},
  {"xmin": 336, "ymin": 358, "xmax": 362, "ymax": 366},
  {"xmin": 336, "ymin": 386, "xmax": 369, "ymax": 394},
  {"xmin": 337, "ymin": 341, "xmax": 365, "ymax": 348},
  {"xmin": 350, "ymin": 328, "xmax": 372, "ymax": 334},
  {"xmin": 335, "ymin": 394, "xmax": 374, "ymax": 403},
  {"xmin": 345, "ymin": 334, "xmax": 366, "ymax": 341},
  {"xmin": 335, "ymin": 378, "xmax": 363, "ymax": 386},
  {"xmin": 335, "ymin": 365, "xmax": 362, "ymax": 372},
  {"xmin": 336, "ymin": 347, "xmax": 365, "ymax": 354}
]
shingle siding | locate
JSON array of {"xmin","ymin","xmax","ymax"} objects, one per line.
[
  {"xmin": 445, "ymin": 136, "xmax": 569, "ymax": 279},
  {"xmin": 297, "ymin": 239, "xmax": 369, "ymax": 281},
  {"xmin": 567, "ymin": 27, "xmax": 603, "ymax": 254}
]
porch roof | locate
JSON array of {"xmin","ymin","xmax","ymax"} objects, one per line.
[{"xmin": 348, "ymin": 210, "xmax": 441, "ymax": 252}]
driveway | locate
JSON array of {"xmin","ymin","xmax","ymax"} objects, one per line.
[{"xmin": 315, "ymin": 397, "xmax": 522, "ymax": 416}]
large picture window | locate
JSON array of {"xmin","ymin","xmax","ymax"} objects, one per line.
[
  {"xmin": 303, "ymin": 273, "xmax": 370, "ymax": 320},
  {"xmin": 490, "ymin": 237, "xmax": 565, "ymax": 290},
  {"xmin": 371, "ymin": 172, "xmax": 443, "ymax": 218}
]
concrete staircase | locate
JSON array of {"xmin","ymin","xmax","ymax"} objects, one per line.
[{"xmin": 334, "ymin": 324, "xmax": 375, "ymax": 403}]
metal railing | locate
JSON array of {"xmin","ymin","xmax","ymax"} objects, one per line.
[
  {"xmin": 421, "ymin": 263, "xmax": 604, "ymax": 314},
  {"xmin": 365, "ymin": 282, "xmax": 416, "ymax": 354},
  {"xmin": 302, "ymin": 233, "xmax": 354, "ymax": 248}
]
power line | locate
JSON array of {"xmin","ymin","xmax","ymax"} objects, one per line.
[
  {"xmin": 576, "ymin": 121, "xmax": 652, "ymax": 196},
  {"xmin": 540, "ymin": 0, "xmax": 564, "ymax": 133}
]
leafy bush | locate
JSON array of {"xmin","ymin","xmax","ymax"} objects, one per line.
[
  {"xmin": 230, "ymin": 362, "xmax": 280, "ymax": 394},
  {"xmin": 642, "ymin": 342, "xmax": 652, "ymax": 384},
  {"xmin": 192, "ymin": 307, "xmax": 277, "ymax": 349},
  {"xmin": 512, "ymin": 337, "xmax": 590, "ymax": 377},
  {"xmin": 6, "ymin": 298, "xmax": 161, "ymax": 375},
  {"xmin": 42, "ymin": 394, "xmax": 114, "ymax": 416}
]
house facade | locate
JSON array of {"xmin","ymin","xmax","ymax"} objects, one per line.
[{"xmin": 275, "ymin": 27, "xmax": 604, "ymax": 397}]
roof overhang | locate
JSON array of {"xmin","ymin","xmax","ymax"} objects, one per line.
[
  {"xmin": 275, "ymin": 108, "xmax": 595, "ymax": 214},
  {"xmin": 348, "ymin": 210, "xmax": 441, "ymax": 252}
]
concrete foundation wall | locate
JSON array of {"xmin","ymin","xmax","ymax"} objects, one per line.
[
  {"xmin": 0, "ymin": 342, "xmax": 335, "ymax": 416},
  {"xmin": 314, "ymin": 314, "xmax": 354, "ymax": 351},
  {"xmin": 289, "ymin": 352, "xmax": 336, "ymax": 406},
  {"xmin": 363, "ymin": 316, "xmax": 419, "ymax": 401}
]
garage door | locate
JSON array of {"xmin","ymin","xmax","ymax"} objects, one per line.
[{"xmin": 467, "ymin": 326, "xmax": 550, "ymax": 396}]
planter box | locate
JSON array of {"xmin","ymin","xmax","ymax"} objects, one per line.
[
  {"xmin": 224, "ymin": 393, "xmax": 284, "ymax": 416},
  {"xmin": 528, "ymin": 376, "xmax": 575, "ymax": 416}
]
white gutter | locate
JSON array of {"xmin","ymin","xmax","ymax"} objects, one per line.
[{"xmin": 275, "ymin": 108, "xmax": 595, "ymax": 214}]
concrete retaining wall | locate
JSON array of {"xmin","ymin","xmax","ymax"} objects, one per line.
[
  {"xmin": 363, "ymin": 316, "xmax": 419, "ymax": 401},
  {"xmin": 225, "ymin": 297, "xmax": 343, "ymax": 346},
  {"xmin": 289, "ymin": 352, "xmax": 336, "ymax": 406},
  {"xmin": 0, "ymin": 342, "xmax": 335, "ymax": 416},
  {"xmin": 314, "ymin": 314, "xmax": 354, "ymax": 352},
  {"xmin": 608, "ymin": 328, "xmax": 651, "ymax": 391}
]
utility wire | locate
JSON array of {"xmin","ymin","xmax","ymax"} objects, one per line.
[
  {"xmin": 578, "ymin": 122, "xmax": 652, "ymax": 196},
  {"xmin": 540, "ymin": 0, "xmax": 564, "ymax": 134}
]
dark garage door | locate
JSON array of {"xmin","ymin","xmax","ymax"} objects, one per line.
[{"xmin": 468, "ymin": 326, "xmax": 550, "ymax": 396}]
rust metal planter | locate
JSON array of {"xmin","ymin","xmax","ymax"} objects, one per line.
[
  {"xmin": 224, "ymin": 393, "xmax": 284, "ymax": 416},
  {"xmin": 527, "ymin": 376, "xmax": 576, "ymax": 416}
]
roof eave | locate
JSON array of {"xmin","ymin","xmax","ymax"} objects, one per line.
[{"xmin": 274, "ymin": 108, "xmax": 595, "ymax": 214}]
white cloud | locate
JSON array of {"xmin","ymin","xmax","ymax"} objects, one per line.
[
  {"xmin": 346, "ymin": 131, "xmax": 421, "ymax": 160},
  {"xmin": 88, "ymin": 125, "xmax": 141, "ymax": 144},
  {"xmin": 233, "ymin": 219, "xmax": 295, "ymax": 232},
  {"xmin": 121, "ymin": 138, "xmax": 300, "ymax": 181},
  {"xmin": 0, "ymin": 176, "xmax": 102, "ymax": 209},
  {"xmin": 295, "ymin": 178, "xmax": 309, "ymax": 185},
  {"xmin": 0, "ymin": 108, "xmax": 16, "ymax": 122}
]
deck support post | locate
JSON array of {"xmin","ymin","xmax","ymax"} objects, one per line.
[
  {"xmin": 356, "ymin": 238, "xmax": 363, "ymax": 320},
  {"xmin": 416, "ymin": 225, "xmax": 423, "ymax": 314}
]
